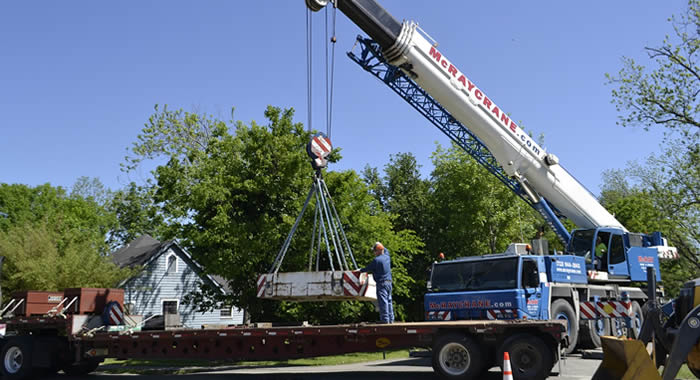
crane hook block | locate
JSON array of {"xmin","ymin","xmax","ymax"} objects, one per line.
[
  {"xmin": 307, "ymin": 133, "xmax": 332, "ymax": 170},
  {"xmin": 305, "ymin": 0, "xmax": 329, "ymax": 12}
]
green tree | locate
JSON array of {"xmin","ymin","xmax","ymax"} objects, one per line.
[
  {"xmin": 607, "ymin": 0, "xmax": 699, "ymax": 275},
  {"xmin": 426, "ymin": 143, "xmax": 539, "ymax": 258},
  {"xmin": 0, "ymin": 182, "xmax": 130, "ymax": 295},
  {"xmin": 0, "ymin": 222, "xmax": 132, "ymax": 294},
  {"xmin": 600, "ymin": 172, "xmax": 697, "ymax": 296},
  {"xmin": 0, "ymin": 182, "xmax": 116, "ymax": 254},
  {"xmin": 106, "ymin": 182, "xmax": 166, "ymax": 249},
  {"xmin": 607, "ymin": 0, "xmax": 700, "ymax": 144},
  {"xmin": 125, "ymin": 105, "xmax": 423, "ymax": 322}
]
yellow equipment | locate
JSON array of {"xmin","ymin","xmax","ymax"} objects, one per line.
[{"xmin": 594, "ymin": 269, "xmax": 700, "ymax": 380}]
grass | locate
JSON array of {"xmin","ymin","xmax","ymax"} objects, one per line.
[
  {"xmin": 672, "ymin": 364, "xmax": 694, "ymax": 379},
  {"xmin": 100, "ymin": 349, "xmax": 411, "ymax": 375}
]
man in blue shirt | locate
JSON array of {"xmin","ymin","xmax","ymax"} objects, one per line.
[{"xmin": 361, "ymin": 242, "xmax": 394, "ymax": 323}]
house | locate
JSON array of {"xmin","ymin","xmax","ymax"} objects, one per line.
[{"xmin": 112, "ymin": 235, "xmax": 244, "ymax": 328}]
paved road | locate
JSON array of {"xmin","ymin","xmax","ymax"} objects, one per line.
[{"xmin": 50, "ymin": 351, "xmax": 602, "ymax": 380}]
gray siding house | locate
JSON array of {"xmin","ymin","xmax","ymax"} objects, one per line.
[{"xmin": 112, "ymin": 235, "xmax": 244, "ymax": 328}]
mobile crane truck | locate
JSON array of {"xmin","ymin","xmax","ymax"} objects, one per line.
[
  {"xmin": 305, "ymin": 0, "xmax": 678, "ymax": 373},
  {"xmin": 0, "ymin": 2, "xmax": 576, "ymax": 380}
]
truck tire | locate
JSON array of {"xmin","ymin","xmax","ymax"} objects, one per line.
[
  {"xmin": 431, "ymin": 332, "xmax": 483, "ymax": 379},
  {"xmin": 62, "ymin": 358, "xmax": 101, "ymax": 376},
  {"xmin": 498, "ymin": 333, "xmax": 553, "ymax": 380},
  {"xmin": 0, "ymin": 337, "xmax": 34, "ymax": 380},
  {"xmin": 551, "ymin": 299, "xmax": 578, "ymax": 354},
  {"xmin": 610, "ymin": 301, "xmax": 644, "ymax": 338},
  {"xmin": 578, "ymin": 318, "xmax": 610, "ymax": 349},
  {"xmin": 629, "ymin": 301, "xmax": 644, "ymax": 338}
]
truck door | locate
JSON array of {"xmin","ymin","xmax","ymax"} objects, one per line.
[
  {"xmin": 607, "ymin": 233, "xmax": 629, "ymax": 278},
  {"xmin": 521, "ymin": 258, "xmax": 542, "ymax": 318}
]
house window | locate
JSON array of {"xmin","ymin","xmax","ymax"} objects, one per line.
[
  {"xmin": 220, "ymin": 307, "xmax": 233, "ymax": 319},
  {"xmin": 166, "ymin": 253, "xmax": 177, "ymax": 274},
  {"xmin": 162, "ymin": 300, "xmax": 178, "ymax": 315}
]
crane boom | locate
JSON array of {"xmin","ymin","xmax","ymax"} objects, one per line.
[{"xmin": 307, "ymin": 0, "xmax": 624, "ymax": 232}]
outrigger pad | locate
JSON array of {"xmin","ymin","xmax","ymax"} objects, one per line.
[{"xmin": 257, "ymin": 271, "xmax": 377, "ymax": 302}]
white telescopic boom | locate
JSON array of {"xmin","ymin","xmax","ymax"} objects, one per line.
[
  {"xmin": 384, "ymin": 23, "xmax": 623, "ymax": 230},
  {"xmin": 307, "ymin": 0, "xmax": 624, "ymax": 230}
]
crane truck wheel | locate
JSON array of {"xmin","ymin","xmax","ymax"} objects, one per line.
[
  {"xmin": 497, "ymin": 333, "xmax": 553, "ymax": 380},
  {"xmin": 431, "ymin": 332, "xmax": 483, "ymax": 379},
  {"xmin": 578, "ymin": 318, "xmax": 610, "ymax": 349},
  {"xmin": 61, "ymin": 358, "xmax": 101, "ymax": 376},
  {"xmin": 551, "ymin": 299, "xmax": 578, "ymax": 354},
  {"xmin": 0, "ymin": 337, "xmax": 34, "ymax": 380},
  {"xmin": 629, "ymin": 301, "xmax": 644, "ymax": 338}
]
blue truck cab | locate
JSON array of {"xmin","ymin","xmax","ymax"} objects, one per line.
[
  {"xmin": 424, "ymin": 249, "xmax": 587, "ymax": 322},
  {"xmin": 566, "ymin": 227, "xmax": 662, "ymax": 281}
]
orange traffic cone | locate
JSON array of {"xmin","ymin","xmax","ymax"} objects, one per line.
[{"xmin": 503, "ymin": 351, "xmax": 514, "ymax": 380}]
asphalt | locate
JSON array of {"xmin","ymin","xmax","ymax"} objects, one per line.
[{"xmin": 48, "ymin": 350, "xmax": 603, "ymax": 380}]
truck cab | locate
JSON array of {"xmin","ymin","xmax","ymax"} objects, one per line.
[
  {"xmin": 566, "ymin": 227, "xmax": 663, "ymax": 282},
  {"xmin": 424, "ymin": 251, "xmax": 566, "ymax": 322}
]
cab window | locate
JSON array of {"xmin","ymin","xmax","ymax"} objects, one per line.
[
  {"xmin": 521, "ymin": 259, "xmax": 539, "ymax": 288},
  {"xmin": 609, "ymin": 234, "xmax": 625, "ymax": 264}
]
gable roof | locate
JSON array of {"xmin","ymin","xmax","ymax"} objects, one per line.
[
  {"xmin": 112, "ymin": 235, "xmax": 231, "ymax": 295},
  {"xmin": 111, "ymin": 234, "xmax": 164, "ymax": 267}
]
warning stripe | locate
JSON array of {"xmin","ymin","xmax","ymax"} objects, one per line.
[
  {"xmin": 257, "ymin": 274, "xmax": 269, "ymax": 298},
  {"xmin": 426, "ymin": 311, "xmax": 452, "ymax": 320},
  {"xmin": 343, "ymin": 271, "xmax": 368, "ymax": 296},
  {"xmin": 486, "ymin": 309, "xmax": 516, "ymax": 320},
  {"xmin": 312, "ymin": 136, "xmax": 332, "ymax": 153},
  {"xmin": 580, "ymin": 302, "xmax": 596, "ymax": 319},
  {"xmin": 579, "ymin": 301, "xmax": 632, "ymax": 319},
  {"xmin": 108, "ymin": 303, "xmax": 124, "ymax": 325}
]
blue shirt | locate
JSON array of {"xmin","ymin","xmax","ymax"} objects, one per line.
[{"xmin": 360, "ymin": 249, "xmax": 392, "ymax": 282}]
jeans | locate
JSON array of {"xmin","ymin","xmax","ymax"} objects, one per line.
[{"xmin": 377, "ymin": 280, "xmax": 394, "ymax": 323}]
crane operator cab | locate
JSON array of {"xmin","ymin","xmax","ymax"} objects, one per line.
[{"xmin": 565, "ymin": 227, "xmax": 674, "ymax": 282}]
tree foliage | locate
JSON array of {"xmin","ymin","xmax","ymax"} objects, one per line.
[
  {"xmin": 125, "ymin": 105, "xmax": 424, "ymax": 323},
  {"xmin": 607, "ymin": 0, "xmax": 700, "ymax": 142},
  {"xmin": 0, "ymin": 222, "xmax": 132, "ymax": 294},
  {"xmin": 426, "ymin": 143, "xmax": 539, "ymax": 257},
  {"xmin": 0, "ymin": 182, "xmax": 131, "ymax": 295},
  {"xmin": 106, "ymin": 182, "xmax": 166, "ymax": 249},
  {"xmin": 607, "ymin": 0, "xmax": 699, "ymax": 282}
]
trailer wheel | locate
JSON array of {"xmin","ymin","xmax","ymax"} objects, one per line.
[
  {"xmin": 498, "ymin": 333, "xmax": 553, "ymax": 380},
  {"xmin": 431, "ymin": 332, "xmax": 483, "ymax": 379},
  {"xmin": 551, "ymin": 299, "xmax": 578, "ymax": 354},
  {"xmin": 0, "ymin": 337, "xmax": 33, "ymax": 380},
  {"xmin": 578, "ymin": 318, "xmax": 610, "ymax": 349},
  {"xmin": 62, "ymin": 358, "xmax": 101, "ymax": 376}
]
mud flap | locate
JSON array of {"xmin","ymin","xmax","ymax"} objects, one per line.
[{"xmin": 591, "ymin": 336, "xmax": 660, "ymax": 380}]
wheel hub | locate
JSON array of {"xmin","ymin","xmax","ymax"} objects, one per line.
[
  {"xmin": 4, "ymin": 346, "xmax": 23, "ymax": 374},
  {"xmin": 440, "ymin": 342, "xmax": 470, "ymax": 376}
]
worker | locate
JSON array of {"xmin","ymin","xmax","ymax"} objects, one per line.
[
  {"xmin": 595, "ymin": 236, "xmax": 607, "ymax": 270},
  {"xmin": 361, "ymin": 242, "xmax": 394, "ymax": 323}
]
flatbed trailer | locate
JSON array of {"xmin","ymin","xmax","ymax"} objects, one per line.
[{"xmin": 0, "ymin": 315, "xmax": 566, "ymax": 380}]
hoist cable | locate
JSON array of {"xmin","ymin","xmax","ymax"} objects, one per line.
[
  {"xmin": 306, "ymin": 8, "xmax": 312, "ymax": 132},
  {"xmin": 328, "ymin": 3, "xmax": 337, "ymax": 140},
  {"xmin": 324, "ymin": 6, "xmax": 330, "ymax": 138}
]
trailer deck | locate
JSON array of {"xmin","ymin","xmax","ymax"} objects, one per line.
[{"xmin": 0, "ymin": 314, "xmax": 566, "ymax": 379}]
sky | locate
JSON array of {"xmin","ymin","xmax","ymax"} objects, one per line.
[{"xmin": 0, "ymin": 1, "xmax": 685, "ymax": 196}]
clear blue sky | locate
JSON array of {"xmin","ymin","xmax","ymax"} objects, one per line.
[{"xmin": 0, "ymin": 1, "xmax": 682, "ymax": 195}]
